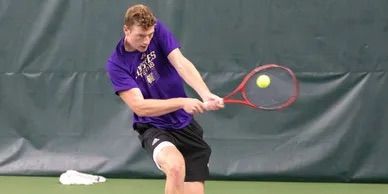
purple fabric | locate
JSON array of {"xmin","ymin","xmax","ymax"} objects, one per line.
[{"xmin": 106, "ymin": 20, "xmax": 192, "ymax": 130}]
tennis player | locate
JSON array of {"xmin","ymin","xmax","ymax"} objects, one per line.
[{"xmin": 106, "ymin": 4, "xmax": 224, "ymax": 194}]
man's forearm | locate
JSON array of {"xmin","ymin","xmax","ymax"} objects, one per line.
[
  {"xmin": 120, "ymin": 90, "xmax": 185, "ymax": 117},
  {"xmin": 131, "ymin": 98, "xmax": 185, "ymax": 117},
  {"xmin": 174, "ymin": 57, "xmax": 211, "ymax": 100}
]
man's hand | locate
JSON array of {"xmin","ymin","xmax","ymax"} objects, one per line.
[
  {"xmin": 202, "ymin": 93, "xmax": 225, "ymax": 111},
  {"xmin": 182, "ymin": 98, "xmax": 207, "ymax": 115}
]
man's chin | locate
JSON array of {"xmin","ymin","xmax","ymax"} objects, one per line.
[{"xmin": 138, "ymin": 47, "xmax": 148, "ymax": 52}]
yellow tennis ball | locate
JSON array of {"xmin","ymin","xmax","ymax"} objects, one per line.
[{"xmin": 256, "ymin": 74, "xmax": 271, "ymax": 88}]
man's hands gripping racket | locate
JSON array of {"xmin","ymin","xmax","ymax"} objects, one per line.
[{"xmin": 205, "ymin": 64, "xmax": 299, "ymax": 111}]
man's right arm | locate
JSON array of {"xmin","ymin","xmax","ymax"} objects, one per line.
[{"xmin": 119, "ymin": 88, "xmax": 206, "ymax": 116}]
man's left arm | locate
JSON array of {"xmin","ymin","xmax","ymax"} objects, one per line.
[{"xmin": 168, "ymin": 48, "xmax": 224, "ymax": 110}]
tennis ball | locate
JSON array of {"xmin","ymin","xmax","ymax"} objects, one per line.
[{"xmin": 256, "ymin": 74, "xmax": 270, "ymax": 88}]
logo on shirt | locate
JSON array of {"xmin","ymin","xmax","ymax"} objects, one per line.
[
  {"xmin": 152, "ymin": 138, "xmax": 160, "ymax": 146},
  {"xmin": 136, "ymin": 51, "xmax": 159, "ymax": 86}
]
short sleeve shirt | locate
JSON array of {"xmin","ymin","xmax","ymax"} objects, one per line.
[{"xmin": 106, "ymin": 20, "xmax": 192, "ymax": 130}]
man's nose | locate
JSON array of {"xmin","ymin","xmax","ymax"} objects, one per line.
[{"xmin": 143, "ymin": 36, "xmax": 150, "ymax": 44}]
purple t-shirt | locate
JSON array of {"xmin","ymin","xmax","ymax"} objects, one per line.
[{"xmin": 106, "ymin": 20, "xmax": 192, "ymax": 130}]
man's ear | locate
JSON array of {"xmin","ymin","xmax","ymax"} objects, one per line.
[{"xmin": 123, "ymin": 25, "xmax": 130, "ymax": 34}]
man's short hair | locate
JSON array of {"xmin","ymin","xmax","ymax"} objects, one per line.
[{"xmin": 124, "ymin": 4, "xmax": 156, "ymax": 29}]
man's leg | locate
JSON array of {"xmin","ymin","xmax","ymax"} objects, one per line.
[
  {"xmin": 156, "ymin": 144, "xmax": 186, "ymax": 194},
  {"xmin": 184, "ymin": 182, "xmax": 205, "ymax": 194}
]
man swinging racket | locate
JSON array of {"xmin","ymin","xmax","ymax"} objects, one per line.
[{"xmin": 106, "ymin": 4, "xmax": 224, "ymax": 194}]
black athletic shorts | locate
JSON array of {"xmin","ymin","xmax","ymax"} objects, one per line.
[{"xmin": 134, "ymin": 119, "xmax": 211, "ymax": 182}]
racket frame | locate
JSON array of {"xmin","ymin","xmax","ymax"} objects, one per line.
[{"xmin": 223, "ymin": 64, "xmax": 299, "ymax": 110}]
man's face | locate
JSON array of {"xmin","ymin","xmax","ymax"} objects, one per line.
[{"xmin": 124, "ymin": 24, "xmax": 155, "ymax": 52}]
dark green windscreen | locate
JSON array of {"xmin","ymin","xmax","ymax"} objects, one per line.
[{"xmin": 1, "ymin": 0, "xmax": 387, "ymax": 182}]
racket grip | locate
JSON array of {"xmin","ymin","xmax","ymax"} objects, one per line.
[
  {"xmin": 203, "ymin": 101, "xmax": 209, "ymax": 110},
  {"xmin": 203, "ymin": 99, "xmax": 224, "ymax": 111}
]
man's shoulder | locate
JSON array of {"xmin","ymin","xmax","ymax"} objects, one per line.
[
  {"xmin": 154, "ymin": 19, "xmax": 169, "ymax": 33},
  {"xmin": 107, "ymin": 39, "xmax": 126, "ymax": 65}
]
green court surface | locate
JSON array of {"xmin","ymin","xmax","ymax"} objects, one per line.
[{"xmin": 1, "ymin": 176, "xmax": 388, "ymax": 194}]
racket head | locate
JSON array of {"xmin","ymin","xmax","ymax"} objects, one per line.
[{"xmin": 223, "ymin": 64, "xmax": 299, "ymax": 110}]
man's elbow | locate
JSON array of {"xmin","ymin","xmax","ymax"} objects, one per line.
[
  {"xmin": 131, "ymin": 105, "xmax": 149, "ymax": 117},
  {"xmin": 131, "ymin": 102, "xmax": 160, "ymax": 117}
]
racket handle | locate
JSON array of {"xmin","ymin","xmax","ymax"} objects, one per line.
[
  {"xmin": 203, "ymin": 99, "xmax": 224, "ymax": 111},
  {"xmin": 203, "ymin": 101, "xmax": 209, "ymax": 110}
]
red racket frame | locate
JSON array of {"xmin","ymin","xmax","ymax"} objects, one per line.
[{"xmin": 223, "ymin": 64, "xmax": 299, "ymax": 110}]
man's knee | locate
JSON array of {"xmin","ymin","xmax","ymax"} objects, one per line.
[
  {"xmin": 156, "ymin": 145, "xmax": 186, "ymax": 179},
  {"xmin": 165, "ymin": 160, "xmax": 185, "ymax": 179}
]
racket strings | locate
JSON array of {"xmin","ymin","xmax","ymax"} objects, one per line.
[{"xmin": 246, "ymin": 67, "xmax": 296, "ymax": 109}]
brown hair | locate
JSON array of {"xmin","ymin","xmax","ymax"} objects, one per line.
[{"xmin": 124, "ymin": 4, "xmax": 156, "ymax": 29}]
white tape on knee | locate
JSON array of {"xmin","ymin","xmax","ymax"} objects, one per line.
[{"xmin": 153, "ymin": 141, "xmax": 175, "ymax": 170}]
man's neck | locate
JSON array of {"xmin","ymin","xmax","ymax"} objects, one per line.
[{"xmin": 124, "ymin": 37, "xmax": 136, "ymax": 52}]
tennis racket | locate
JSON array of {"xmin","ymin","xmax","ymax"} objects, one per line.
[{"xmin": 222, "ymin": 64, "xmax": 299, "ymax": 110}]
